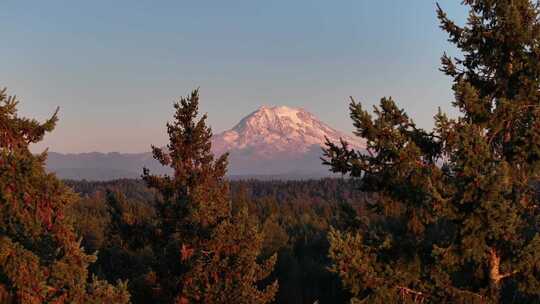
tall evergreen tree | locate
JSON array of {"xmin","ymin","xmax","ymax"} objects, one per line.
[
  {"xmin": 324, "ymin": 1, "xmax": 540, "ymax": 303},
  {"xmin": 142, "ymin": 89, "xmax": 277, "ymax": 303},
  {"xmin": 0, "ymin": 88, "xmax": 130, "ymax": 303}
]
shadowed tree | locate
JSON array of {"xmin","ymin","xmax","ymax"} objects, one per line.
[
  {"xmin": 142, "ymin": 89, "xmax": 278, "ymax": 303},
  {"xmin": 0, "ymin": 88, "xmax": 130, "ymax": 303},
  {"xmin": 324, "ymin": 1, "xmax": 540, "ymax": 303}
]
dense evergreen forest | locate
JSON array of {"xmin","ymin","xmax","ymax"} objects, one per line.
[
  {"xmin": 5, "ymin": 0, "xmax": 540, "ymax": 303},
  {"xmin": 66, "ymin": 178, "xmax": 365, "ymax": 304}
]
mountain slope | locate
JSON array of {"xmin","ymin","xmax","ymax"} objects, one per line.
[
  {"xmin": 46, "ymin": 106, "xmax": 364, "ymax": 180},
  {"xmin": 213, "ymin": 105, "xmax": 363, "ymax": 155},
  {"xmin": 212, "ymin": 105, "xmax": 364, "ymax": 176}
]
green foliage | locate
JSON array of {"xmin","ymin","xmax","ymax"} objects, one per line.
[
  {"xmin": 141, "ymin": 90, "xmax": 278, "ymax": 303},
  {"xmin": 0, "ymin": 88, "xmax": 129, "ymax": 303},
  {"xmin": 67, "ymin": 178, "xmax": 363, "ymax": 304},
  {"xmin": 324, "ymin": 1, "xmax": 540, "ymax": 303}
]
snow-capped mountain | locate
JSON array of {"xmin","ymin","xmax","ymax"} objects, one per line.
[
  {"xmin": 213, "ymin": 105, "xmax": 363, "ymax": 155},
  {"xmin": 46, "ymin": 106, "xmax": 364, "ymax": 180},
  {"xmin": 212, "ymin": 105, "xmax": 365, "ymax": 176}
]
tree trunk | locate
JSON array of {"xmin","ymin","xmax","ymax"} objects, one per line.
[
  {"xmin": 489, "ymin": 248, "xmax": 502, "ymax": 303},
  {"xmin": 488, "ymin": 247, "xmax": 517, "ymax": 303}
]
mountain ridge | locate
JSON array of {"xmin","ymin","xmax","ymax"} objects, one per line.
[{"xmin": 46, "ymin": 106, "xmax": 364, "ymax": 180}]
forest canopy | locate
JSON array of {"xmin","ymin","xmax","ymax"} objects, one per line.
[{"xmin": 3, "ymin": 1, "xmax": 540, "ymax": 304}]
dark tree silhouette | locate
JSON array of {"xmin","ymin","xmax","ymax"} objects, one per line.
[
  {"xmin": 142, "ymin": 90, "xmax": 278, "ymax": 303},
  {"xmin": 324, "ymin": 1, "xmax": 540, "ymax": 303},
  {"xmin": 0, "ymin": 88, "xmax": 129, "ymax": 303}
]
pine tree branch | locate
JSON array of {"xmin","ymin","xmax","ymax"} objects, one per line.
[
  {"xmin": 397, "ymin": 286, "xmax": 424, "ymax": 296},
  {"xmin": 397, "ymin": 285, "xmax": 428, "ymax": 303},
  {"xmin": 449, "ymin": 286, "xmax": 486, "ymax": 302},
  {"xmin": 498, "ymin": 270, "xmax": 519, "ymax": 280},
  {"xmin": 489, "ymin": 247, "xmax": 519, "ymax": 284}
]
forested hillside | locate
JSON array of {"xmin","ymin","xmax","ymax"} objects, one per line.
[
  {"xmin": 4, "ymin": 0, "xmax": 540, "ymax": 303},
  {"xmin": 66, "ymin": 178, "xmax": 366, "ymax": 304}
]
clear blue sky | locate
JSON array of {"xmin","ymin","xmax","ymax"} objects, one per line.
[{"xmin": 1, "ymin": 1, "xmax": 467, "ymax": 153}]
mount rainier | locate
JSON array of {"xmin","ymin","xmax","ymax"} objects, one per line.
[
  {"xmin": 46, "ymin": 106, "xmax": 365, "ymax": 180},
  {"xmin": 212, "ymin": 105, "xmax": 364, "ymax": 176}
]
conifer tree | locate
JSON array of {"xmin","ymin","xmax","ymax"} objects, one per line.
[
  {"xmin": 142, "ymin": 89, "xmax": 277, "ymax": 303},
  {"xmin": 0, "ymin": 88, "xmax": 130, "ymax": 303},
  {"xmin": 324, "ymin": 1, "xmax": 540, "ymax": 303}
]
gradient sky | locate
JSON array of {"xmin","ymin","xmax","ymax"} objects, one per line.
[{"xmin": 1, "ymin": 1, "xmax": 467, "ymax": 153}]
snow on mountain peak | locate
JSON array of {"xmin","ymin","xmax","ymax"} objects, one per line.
[
  {"xmin": 46, "ymin": 106, "xmax": 367, "ymax": 179},
  {"xmin": 212, "ymin": 105, "xmax": 365, "ymax": 158}
]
